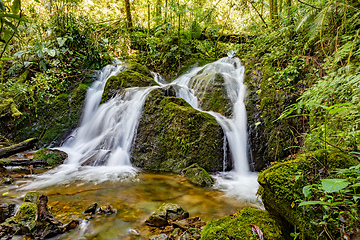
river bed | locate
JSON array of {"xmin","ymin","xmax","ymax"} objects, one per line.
[{"xmin": 1, "ymin": 168, "xmax": 259, "ymax": 239}]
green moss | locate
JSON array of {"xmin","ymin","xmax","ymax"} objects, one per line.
[
  {"xmin": 101, "ymin": 67, "xmax": 158, "ymax": 103},
  {"xmin": 70, "ymin": 84, "xmax": 88, "ymax": 110},
  {"xmin": 126, "ymin": 62, "xmax": 152, "ymax": 77},
  {"xmin": 257, "ymin": 149, "xmax": 359, "ymax": 239},
  {"xmin": 33, "ymin": 148, "xmax": 62, "ymax": 166},
  {"xmin": 131, "ymin": 89, "xmax": 227, "ymax": 173},
  {"xmin": 24, "ymin": 191, "xmax": 41, "ymax": 203},
  {"xmin": 16, "ymin": 202, "xmax": 37, "ymax": 223},
  {"xmin": 201, "ymin": 207, "xmax": 282, "ymax": 240}
]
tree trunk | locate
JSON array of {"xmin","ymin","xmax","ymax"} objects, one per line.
[
  {"xmin": 124, "ymin": 0, "xmax": 132, "ymax": 29},
  {"xmin": 0, "ymin": 138, "xmax": 37, "ymax": 158}
]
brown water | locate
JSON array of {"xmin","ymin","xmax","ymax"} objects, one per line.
[{"xmin": 1, "ymin": 169, "xmax": 259, "ymax": 239}]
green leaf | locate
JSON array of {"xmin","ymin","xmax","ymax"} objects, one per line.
[
  {"xmin": 11, "ymin": 0, "xmax": 20, "ymax": 15},
  {"xmin": 48, "ymin": 49, "xmax": 56, "ymax": 57},
  {"xmin": 302, "ymin": 185, "xmax": 312, "ymax": 198},
  {"xmin": 299, "ymin": 201, "xmax": 331, "ymax": 206},
  {"xmin": 350, "ymin": 183, "xmax": 360, "ymax": 187},
  {"xmin": 57, "ymin": 37, "xmax": 67, "ymax": 47},
  {"xmin": 321, "ymin": 179, "xmax": 350, "ymax": 193},
  {"xmin": 0, "ymin": 0, "xmax": 5, "ymax": 12}
]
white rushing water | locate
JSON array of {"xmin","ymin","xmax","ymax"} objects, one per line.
[{"xmin": 23, "ymin": 58, "xmax": 258, "ymax": 201}]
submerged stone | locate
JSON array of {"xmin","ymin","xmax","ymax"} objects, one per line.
[
  {"xmin": 200, "ymin": 207, "xmax": 282, "ymax": 240},
  {"xmin": 184, "ymin": 163, "xmax": 214, "ymax": 187},
  {"xmin": 131, "ymin": 89, "xmax": 231, "ymax": 173}
]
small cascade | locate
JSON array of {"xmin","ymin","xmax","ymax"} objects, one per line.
[{"xmin": 24, "ymin": 58, "xmax": 258, "ymax": 200}]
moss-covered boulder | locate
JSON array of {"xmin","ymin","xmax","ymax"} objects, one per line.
[
  {"xmin": 201, "ymin": 207, "xmax": 283, "ymax": 240},
  {"xmin": 0, "ymin": 191, "xmax": 79, "ymax": 239},
  {"xmin": 145, "ymin": 203, "xmax": 189, "ymax": 227},
  {"xmin": 33, "ymin": 148, "xmax": 68, "ymax": 166},
  {"xmin": 184, "ymin": 163, "xmax": 214, "ymax": 187},
  {"xmin": 188, "ymin": 69, "xmax": 232, "ymax": 116},
  {"xmin": 101, "ymin": 63, "xmax": 157, "ymax": 103},
  {"xmin": 257, "ymin": 149, "xmax": 359, "ymax": 240},
  {"xmin": 131, "ymin": 89, "xmax": 231, "ymax": 173}
]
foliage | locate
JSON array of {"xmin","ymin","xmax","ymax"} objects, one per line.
[{"xmin": 299, "ymin": 164, "xmax": 360, "ymax": 239}]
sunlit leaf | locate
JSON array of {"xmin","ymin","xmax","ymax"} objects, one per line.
[
  {"xmin": 321, "ymin": 179, "xmax": 350, "ymax": 193},
  {"xmin": 299, "ymin": 201, "xmax": 331, "ymax": 206},
  {"xmin": 11, "ymin": 0, "xmax": 20, "ymax": 15},
  {"xmin": 302, "ymin": 185, "xmax": 312, "ymax": 198}
]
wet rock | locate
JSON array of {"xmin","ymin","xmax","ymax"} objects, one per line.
[
  {"xmin": 150, "ymin": 233, "xmax": 169, "ymax": 240},
  {"xmin": 170, "ymin": 228, "xmax": 182, "ymax": 239},
  {"xmin": 33, "ymin": 148, "xmax": 68, "ymax": 166},
  {"xmin": 2, "ymin": 177, "xmax": 13, "ymax": 185},
  {"xmin": 0, "ymin": 191, "xmax": 80, "ymax": 239},
  {"xmin": 183, "ymin": 163, "xmax": 214, "ymax": 187},
  {"xmin": 101, "ymin": 63, "xmax": 158, "ymax": 103},
  {"xmin": 0, "ymin": 204, "xmax": 16, "ymax": 223},
  {"xmin": 96, "ymin": 204, "xmax": 116, "ymax": 215},
  {"xmin": 188, "ymin": 71, "xmax": 232, "ymax": 117},
  {"xmin": 84, "ymin": 203, "xmax": 98, "ymax": 214},
  {"xmin": 132, "ymin": 89, "xmax": 231, "ymax": 173},
  {"xmin": 145, "ymin": 203, "xmax": 189, "ymax": 227}
]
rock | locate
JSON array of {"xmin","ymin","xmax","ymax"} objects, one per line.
[
  {"xmin": 188, "ymin": 70, "xmax": 232, "ymax": 116},
  {"xmin": 96, "ymin": 204, "xmax": 116, "ymax": 215},
  {"xmin": 257, "ymin": 149, "xmax": 359, "ymax": 240},
  {"xmin": 150, "ymin": 233, "xmax": 169, "ymax": 240},
  {"xmin": 145, "ymin": 203, "xmax": 189, "ymax": 227},
  {"xmin": 184, "ymin": 163, "xmax": 214, "ymax": 187},
  {"xmin": 0, "ymin": 191, "xmax": 79, "ymax": 239},
  {"xmin": 84, "ymin": 203, "xmax": 98, "ymax": 214},
  {"xmin": 33, "ymin": 148, "xmax": 68, "ymax": 166},
  {"xmin": 0, "ymin": 204, "xmax": 16, "ymax": 223},
  {"xmin": 200, "ymin": 207, "xmax": 282, "ymax": 240},
  {"xmin": 101, "ymin": 63, "xmax": 158, "ymax": 103},
  {"xmin": 131, "ymin": 89, "xmax": 231, "ymax": 173}
]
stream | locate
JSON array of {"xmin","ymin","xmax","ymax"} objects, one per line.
[{"xmin": 1, "ymin": 57, "xmax": 261, "ymax": 239}]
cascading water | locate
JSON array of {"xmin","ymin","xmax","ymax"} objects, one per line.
[{"xmin": 24, "ymin": 57, "xmax": 258, "ymax": 201}]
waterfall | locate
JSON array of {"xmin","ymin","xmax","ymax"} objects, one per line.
[{"xmin": 24, "ymin": 58, "xmax": 258, "ymax": 200}]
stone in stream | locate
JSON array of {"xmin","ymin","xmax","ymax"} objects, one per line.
[
  {"xmin": 146, "ymin": 203, "xmax": 205, "ymax": 240},
  {"xmin": 96, "ymin": 204, "xmax": 116, "ymax": 215},
  {"xmin": 0, "ymin": 191, "xmax": 80, "ymax": 239},
  {"xmin": 33, "ymin": 148, "xmax": 68, "ymax": 166},
  {"xmin": 131, "ymin": 89, "xmax": 232, "ymax": 173},
  {"xmin": 183, "ymin": 163, "xmax": 214, "ymax": 187},
  {"xmin": 84, "ymin": 203, "xmax": 98, "ymax": 214},
  {"xmin": 145, "ymin": 203, "xmax": 189, "ymax": 227}
]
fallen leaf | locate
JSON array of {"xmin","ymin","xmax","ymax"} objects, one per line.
[{"xmin": 251, "ymin": 223, "xmax": 264, "ymax": 240}]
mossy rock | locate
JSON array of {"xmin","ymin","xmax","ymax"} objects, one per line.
[
  {"xmin": 184, "ymin": 163, "xmax": 214, "ymax": 187},
  {"xmin": 145, "ymin": 203, "xmax": 189, "ymax": 227},
  {"xmin": 131, "ymin": 89, "xmax": 231, "ymax": 173},
  {"xmin": 189, "ymin": 70, "xmax": 232, "ymax": 116},
  {"xmin": 24, "ymin": 191, "xmax": 41, "ymax": 204},
  {"xmin": 257, "ymin": 149, "xmax": 359, "ymax": 240},
  {"xmin": 101, "ymin": 65, "xmax": 158, "ymax": 103},
  {"xmin": 200, "ymin": 207, "xmax": 282, "ymax": 240},
  {"xmin": 126, "ymin": 62, "xmax": 152, "ymax": 77},
  {"xmin": 33, "ymin": 148, "xmax": 68, "ymax": 166}
]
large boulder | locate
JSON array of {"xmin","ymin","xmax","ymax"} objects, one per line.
[
  {"xmin": 101, "ymin": 62, "xmax": 158, "ymax": 103},
  {"xmin": 201, "ymin": 207, "xmax": 282, "ymax": 240},
  {"xmin": 184, "ymin": 163, "xmax": 214, "ymax": 187},
  {"xmin": 257, "ymin": 149, "xmax": 359, "ymax": 240},
  {"xmin": 131, "ymin": 89, "xmax": 231, "ymax": 173}
]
